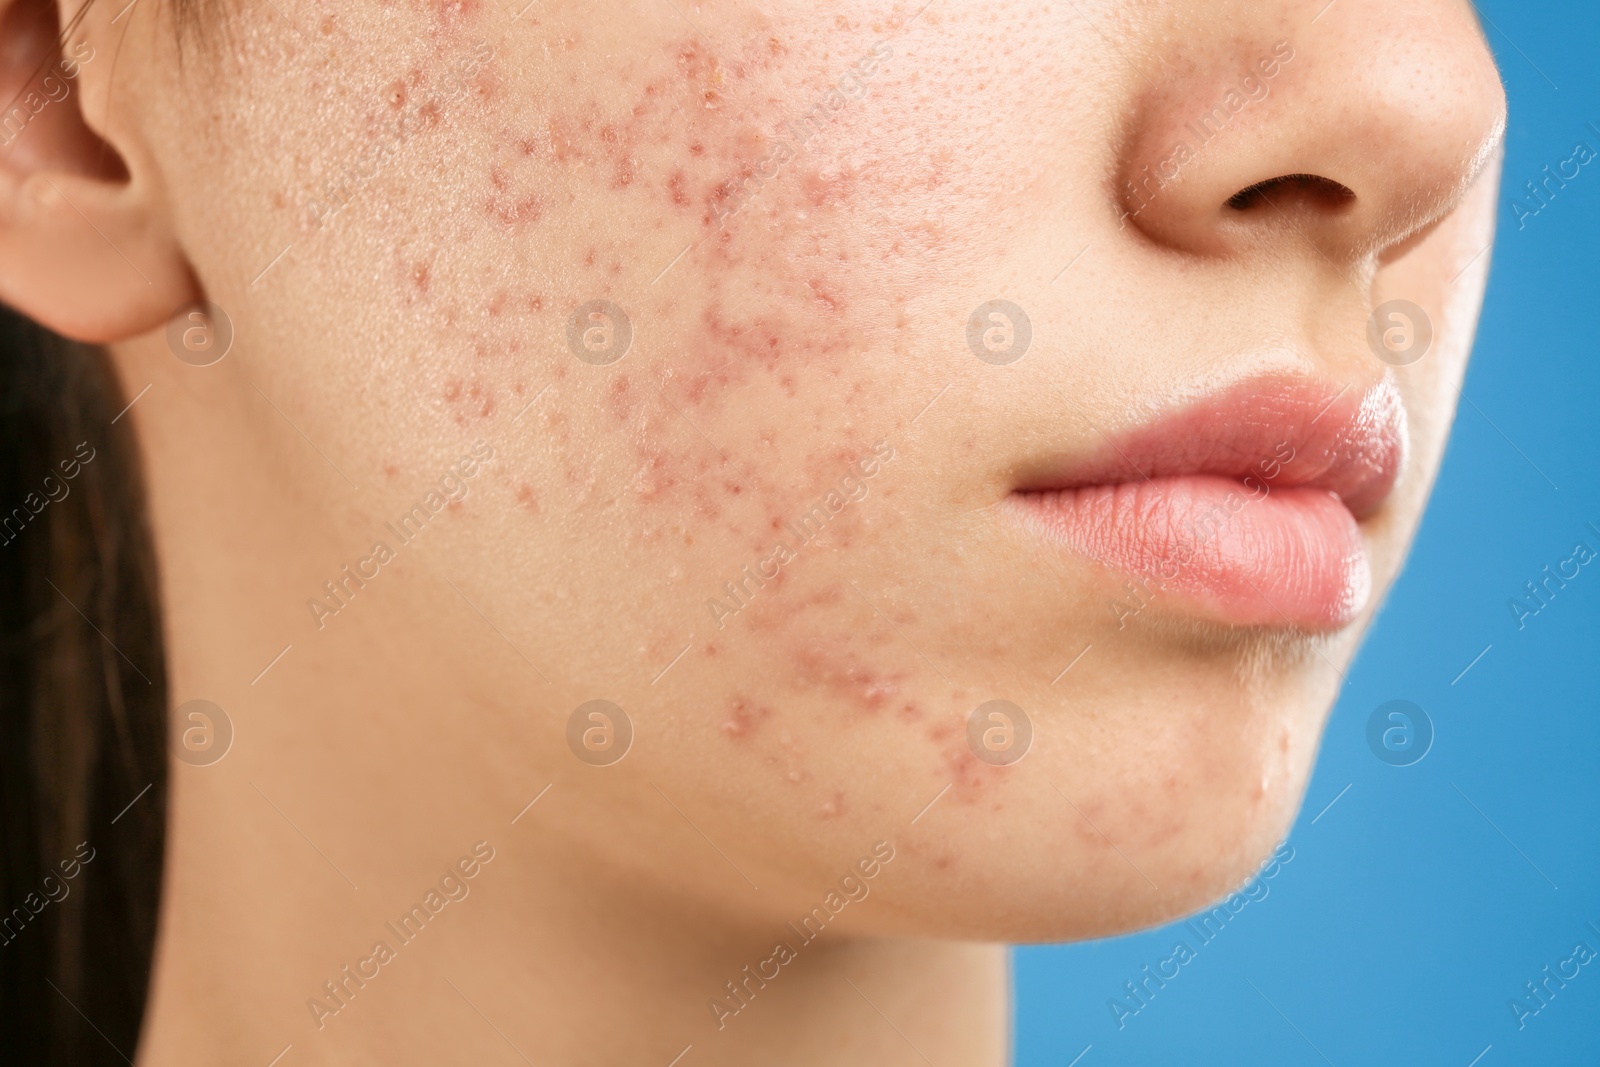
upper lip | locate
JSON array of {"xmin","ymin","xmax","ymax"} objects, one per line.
[{"xmin": 1011, "ymin": 373, "xmax": 1407, "ymax": 519}]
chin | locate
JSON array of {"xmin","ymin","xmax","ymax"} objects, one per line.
[{"xmin": 870, "ymin": 672, "xmax": 1328, "ymax": 946}]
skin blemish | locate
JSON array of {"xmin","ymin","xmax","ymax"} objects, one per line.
[
  {"xmin": 668, "ymin": 171, "xmax": 691, "ymax": 207},
  {"xmin": 429, "ymin": 0, "xmax": 484, "ymax": 32},
  {"xmin": 807, "ymin": 277, "xmax": 842, "ymax": 313},
  {"xmin": 607, "ymin": 376, "xmax": 633, "ymax": 423},
  {"xmin": 406, "ymin": 259, "xmax": 431, "ymax": 300},
  {"xmin": 486, "ymin": 192, "xmax": 545, "ymax": 228},
  {"xmin": 934, "ymin": 726, "xmax": 1005, "ymax": 802},
  {"xmin": 789, "ymin": 641, "xmax": 902, "ymax": 716},
  {"xmin": 721, "ymin": 698, "xmax": 773, "ymax": 742},
  {"xmin": 800, "ymin": 165, "xmax": 856, "ymax": 207}
]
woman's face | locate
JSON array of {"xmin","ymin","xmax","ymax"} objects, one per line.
[{"xmin": 88, "ymin": 0, "xmax": 1502, "ymax": 939}]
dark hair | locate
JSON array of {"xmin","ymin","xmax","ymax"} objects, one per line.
[{"xmin": 0, "ymin": 303, "xmax": 168, "ymax": 1064}]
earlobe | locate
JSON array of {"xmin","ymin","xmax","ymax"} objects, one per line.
[{"xmin": 0, "ymin": 0, "xmax": 197, "ymax": 344}]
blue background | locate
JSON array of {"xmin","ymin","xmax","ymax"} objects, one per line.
[{"xmin": 1015, "ymin": 3, "xmax": 1600, "ymax": 1064}]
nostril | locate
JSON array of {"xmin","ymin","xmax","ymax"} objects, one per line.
[{"xmin": 1225, "ymin": 173, "xmax": 1357, "ymax": 212}]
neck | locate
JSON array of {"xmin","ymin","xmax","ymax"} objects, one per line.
[
  {"xmin": 143, "ymin": 819, "xmax": 1008, "ymax": 1063},
  {"xmin": 114, "ymin": 334, "xmax": 1010, "ymax": 1064}
]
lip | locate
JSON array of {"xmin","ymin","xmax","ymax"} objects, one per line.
[{"xmin": 1010, "ymin": 374, "xmax": 1406, "ymax": 630}]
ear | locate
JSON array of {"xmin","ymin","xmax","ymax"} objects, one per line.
[{"xmin": 0, "ymin": 0, "xmax": 197, "ymax": 343}]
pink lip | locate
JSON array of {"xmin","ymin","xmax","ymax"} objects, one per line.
[{"xmin": 1011, "ymin": 375, "xmax": 1406, "ymax": 629}]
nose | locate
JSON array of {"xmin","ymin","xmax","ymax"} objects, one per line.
[{"xmin": 1115, "ymin": 0, "xmax": 1506, "ymax": 267}]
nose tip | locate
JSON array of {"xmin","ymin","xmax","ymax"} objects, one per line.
[{"xmin": 1115, "ymin": 6, "xmax": 1506, "ymax": 266}]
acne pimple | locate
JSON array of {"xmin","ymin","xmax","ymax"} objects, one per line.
[
  {"xmin": 607, "ymin": 377, "xmax": 633, "ymax": 423},
  {"xmin": 407, "ymin": 261, "xmax": 430, "ymax": 297},
  {"xmin": 315, "ymin": 12, "xmax": 981, "ymax": 792},
  {"xmin": 721, "ymin": 698, "xmax": 772, "ymax": 742},
  {"xmin": 431, "ymin": 0, "xmax": 483, "ymax": 30},
  {"xmin": 935, "ymin": 732, "xmax": 1005, "ymax": 803}
]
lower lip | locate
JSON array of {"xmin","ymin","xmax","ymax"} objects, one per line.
[{"xmin": 1015, "ymin": 475, "xmax": 1372, "ymax": 629}]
